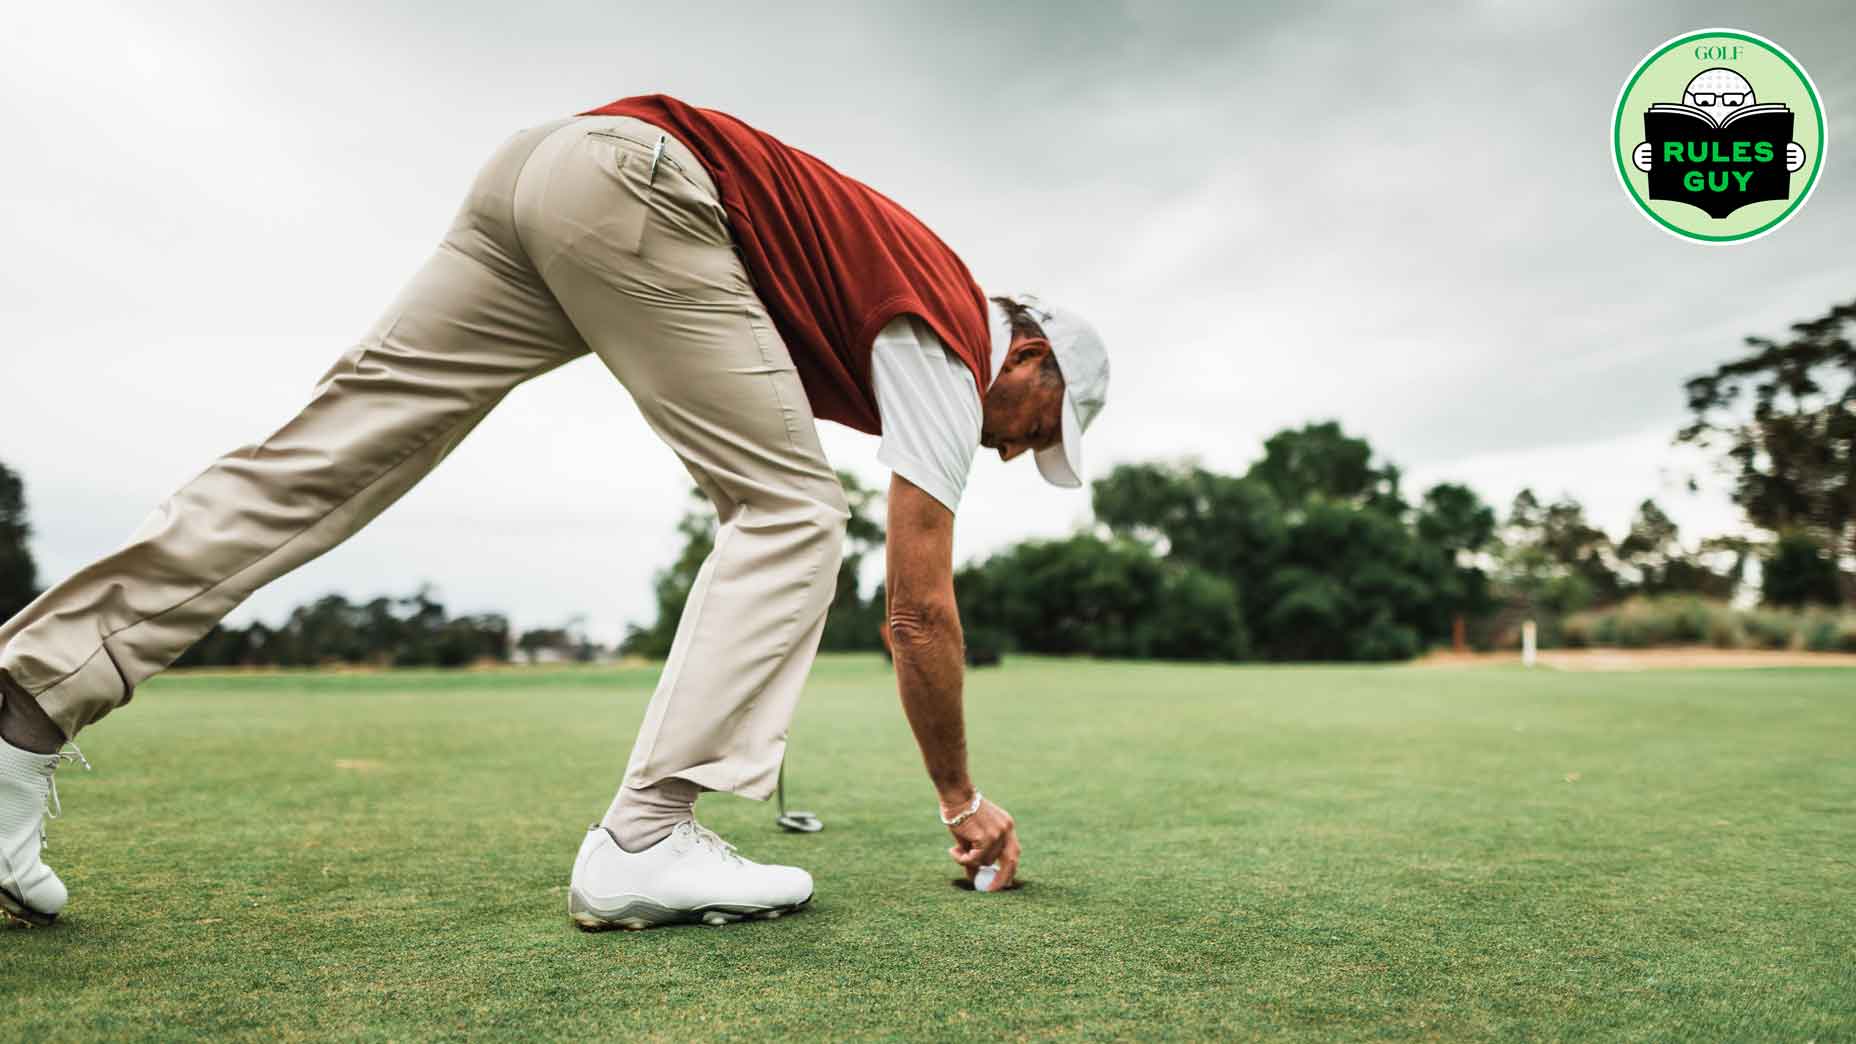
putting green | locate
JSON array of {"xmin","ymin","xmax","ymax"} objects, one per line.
[{"xmin": 4, "ymin": 656, "xmax": 1852, "ymax": 1040}]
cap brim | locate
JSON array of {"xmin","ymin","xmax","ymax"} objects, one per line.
[{"xmin": 1034, "ymin": 393, "xmax": 1085, "ymax": 489}]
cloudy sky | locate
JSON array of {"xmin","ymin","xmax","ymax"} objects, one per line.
[{"xmin": 4, "ymin": 1, "xmax": 1852, "ymax": 642}]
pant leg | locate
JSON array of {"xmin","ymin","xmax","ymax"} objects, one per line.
[
  {"xmin": 0, "ymin": 120, "xmax": 587, "ymax": 739},
  {"xmin": 516, "ymin": 116, "xmax": 850, "ymax": 801}
]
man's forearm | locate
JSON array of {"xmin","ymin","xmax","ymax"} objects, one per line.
[{"xmin": 888, "ymin": 606, "xmax": 973, "ymax": 807}]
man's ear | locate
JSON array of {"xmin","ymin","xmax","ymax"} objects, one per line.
[{"xmin": 1005, "ymin": 337, "xmax": 1052, "ymax": 371}]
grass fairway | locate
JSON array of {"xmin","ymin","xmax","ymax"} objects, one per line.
[{"xmin": 3, "ymin": 656, "xmax": 1852, "ymax": 1041}]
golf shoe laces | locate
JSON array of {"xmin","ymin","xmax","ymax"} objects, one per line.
[
  {"xmin": 687, "ymin": 821, "xmax": 745, "ymax": 865},
  {"xmin": 37, "ymin": 742, "xmax": 90, "ymax": 850}
]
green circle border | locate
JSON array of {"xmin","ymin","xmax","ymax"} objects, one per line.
[{"xmin": 1611, "ymin": 28, "xmax": 1827, "ymax": 243}]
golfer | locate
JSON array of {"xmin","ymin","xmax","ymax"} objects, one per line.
[{"xmin": 0, "ymin": 95, "xmax": 1108, "ymax": 929}]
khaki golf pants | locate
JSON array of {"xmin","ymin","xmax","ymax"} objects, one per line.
[{"xmin": 0, "ymin": 116, "xmax": 849, "ymax": 801}]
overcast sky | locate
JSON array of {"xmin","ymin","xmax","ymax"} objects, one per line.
[{"xmin": 4, "ymin": 1, "xmax": 1852, "ymax": 642}]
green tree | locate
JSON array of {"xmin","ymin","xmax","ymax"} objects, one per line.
[
  {"xmin": 1092, "ymin": 460, "xmax": 1286, "ymax": 625},
  {"xmin": 1416, "ymin": 482, "xmax": 1497, "ymax": 638},
  {"xmin": 1255, "ymin": 500, "xmax": 1441, "ymax": 661},
  {"xmin": 1615, "ymin": 499, "xmax": 1739, "ymax": 599},
  {"xmin": 1494, "ymin": 489, "xmax": 1621, "ymax": 614},
  {"xmin": 956, "ymin": 535, "xmax": 1247, "ymax": 661},
  {"xmin": 518, "ymin": 627, "xmax": 573, "ymax": 664},
  {"xmin": 277, "ymin": 593, "xmax": 367, "ymax": 665},
  {"xmin": 1417, "ymin": 483, "xmax": 1496, "ymax": 555},
  {"xmin": 1763, "ymin": 530, "xmax": 1842, "ymax": 607},
  {"xmin": 1094, "ymin": 441, "xmax": 1462, "ymax": 661},
  {"xmin": 1695, "ymin": 534, "xmax": 1757, "ymax": 595},
  {"xmin": 0, "ymin": 461, "xmax": 41, "ymax": 623},
  {"xmin": 1247, "ymin": 421, "xmax": 1405, "ymax": 515},
  {"xmin": 1678, "ymin": 298, "xmax": 1856, "ymax": 567},
  {"xmin": 174, "ymin": 587, "xmax": 509, "ymax": 668}
]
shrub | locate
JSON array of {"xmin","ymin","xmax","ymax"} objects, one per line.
[
  {"xmin": 1743, "ymin": 609, "xmax": 1800, "ymax": 650},
  {"xmin": 1667, "ymin": 597, "xmax": 1715, "ymax": 644},
  {"xmin": 1706, "ymin": 610, "xmax": 1747, "ymax": 649},
  {"xmin": 1592, "ymin": 610, "xmax": 1621, "ymax": 646},
  {"xmin": 963, "ymin": 626, "xmax": 1007, "ymax": 667},
  {"xmin": 1612, "ymin": 601, "xmax": 1672, "ymax": 647},
  {"xmin": 1801, "ymin": 611, "xmax": 1842, "ymax": 653},
  {"xmin": 1561, "ymin": 613, "xmax": 1595, "ymax": 648},
  {"xmin": 1556, "ymin": 596, "xmax": 1856, "ymax": 652}
]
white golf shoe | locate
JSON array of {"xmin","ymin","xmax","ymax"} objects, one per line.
[
  {"xmin": 568, "ymin": 820, "xmax": 813, "ymax": 931},
  {"xmin": 0, "ymin": 739, "xmax": 87, "ymax": 926}
]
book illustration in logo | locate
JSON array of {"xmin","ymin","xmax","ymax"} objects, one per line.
[{"xmin": 1629, "ymin": 67, "xmax": 1808, "ymax": 219}]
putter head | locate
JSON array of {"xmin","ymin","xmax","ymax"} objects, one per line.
[{"xmin": 775, "ymin": 810, "xmax": 823, "ymax": 833}]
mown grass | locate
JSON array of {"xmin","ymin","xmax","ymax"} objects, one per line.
[{"xmin": 2, "ymin": 655, "xmax": 1852, "ymax": 1041}]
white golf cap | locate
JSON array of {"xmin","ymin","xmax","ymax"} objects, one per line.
[{"xmin": 1014, "ymin": 296, "xmax": 1109, "ymax": 489}]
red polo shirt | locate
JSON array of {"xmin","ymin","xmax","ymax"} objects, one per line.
[{"xmin": 578, "ymin": 94, "xmax": 991, "ymax": 435}]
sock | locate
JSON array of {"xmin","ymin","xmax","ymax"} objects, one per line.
[
  {"xmin": 0, "ymin": 676, "xmax": 67, "ymax": 755},
  {"xmin": 601, "ymin": 776, "xmax": 701, "ymax": 853}
]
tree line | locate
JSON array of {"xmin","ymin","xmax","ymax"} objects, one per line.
[
  {"xmin": 621, "ymin": 296, "xmax": 1852, "ymax": 662},
  {"xmin": 3, "ymin": 298, "xmax": 1851, "ymax": 666},
  {"xmin": 0, "ymin": 469, "xmax": 581, "ymax": 670}
]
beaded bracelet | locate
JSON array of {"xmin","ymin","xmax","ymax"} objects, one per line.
[{"xmin": 939, "ymin": 791, "xmax": 984, "ymax": 827}]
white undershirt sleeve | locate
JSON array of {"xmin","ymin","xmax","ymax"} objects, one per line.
[{"xmin": 870, "ymin": 315, "xmax": 982, "ymax": 514}]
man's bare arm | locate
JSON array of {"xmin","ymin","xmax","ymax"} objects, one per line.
[
  {"xmin": 885, "ymin": 473, "xmax": 1020, "ymax": 888},
  {"xmin": 884, "ymin": 473, "xmax": 971, "ymax": 805}
]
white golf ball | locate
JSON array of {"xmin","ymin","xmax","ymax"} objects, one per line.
[{"xmin": 974, "ymin": 863, "xmax": 1000, "ymax": 892}]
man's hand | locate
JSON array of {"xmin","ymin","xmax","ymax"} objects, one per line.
[
  {"xmin": 1632, "ymin": 141, "xmax": 1653, "ymax": 172},
  {"xmin": 946, "ymin": 797, "xmax": 1019, "ymax": 891}
]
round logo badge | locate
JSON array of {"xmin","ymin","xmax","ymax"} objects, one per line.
[{"xmin": 1612, "ymin": 28, "xmax": 1827, "ymax": 244}]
